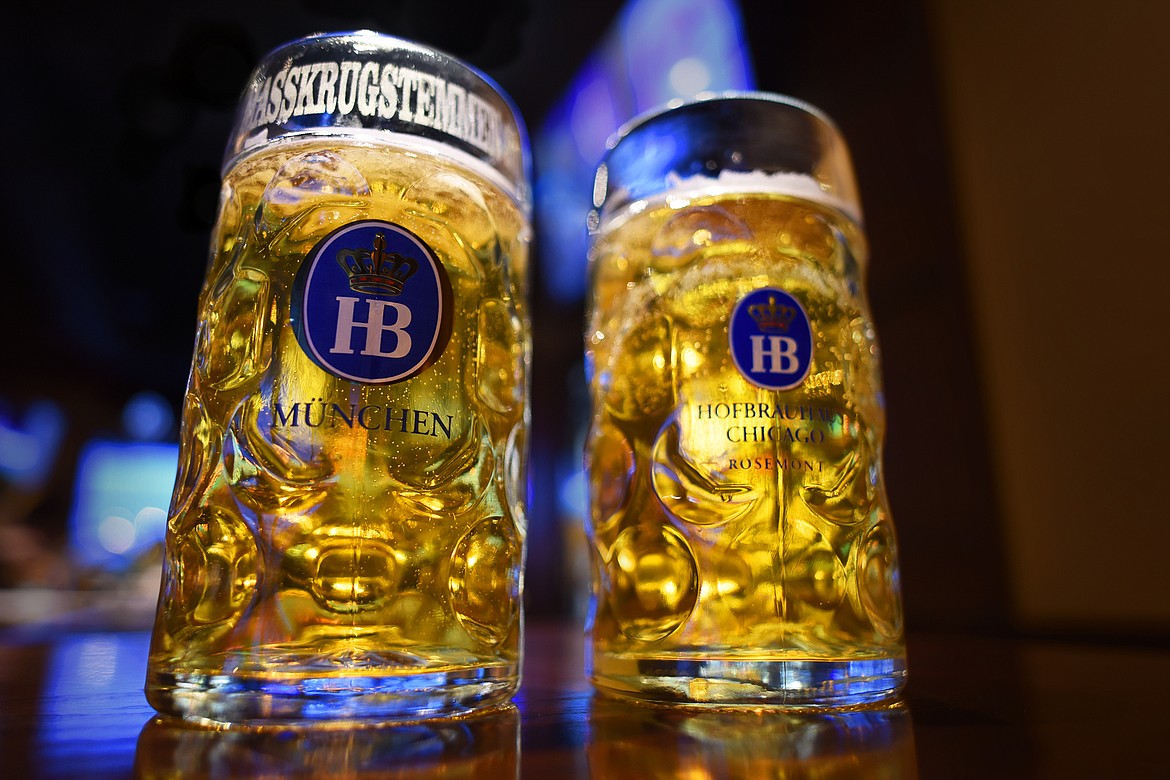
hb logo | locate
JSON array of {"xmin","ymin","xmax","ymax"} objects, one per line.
[
  {"xmin": 729, "ymin": 287, "xmax": 813, "ymax": 390},
  {"xmin": 293, "ymin": 221, "xmax": 452, "ymax": 384}
]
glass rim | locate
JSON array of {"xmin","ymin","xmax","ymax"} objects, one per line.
[
  {"xmin": 605, "ymin": 90, "xmax": 844, "ymax": 152},
  {"xmin": 222, "ymin": 29, "xmax": 531, "ymax": 205},
  {"xmin": 593, "ymin": 90, "xmax": 862, "ymax": 226}
]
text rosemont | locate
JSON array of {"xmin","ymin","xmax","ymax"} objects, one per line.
[
  {"xmin": 728, "ymin": 456, "xmax": 824, "ymax": 472},
  {"xmin": 240, "ymin": 60, "xmax": 506, "ymax": 158}
]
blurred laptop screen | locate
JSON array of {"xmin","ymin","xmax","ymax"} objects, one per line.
[{"xmin": 68, "ymin": 440, "xmax": 177, "ymax": 573}]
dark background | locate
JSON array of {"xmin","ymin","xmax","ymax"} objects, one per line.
[{"xmin": 0, "ymin": 0, "xmax": 1005, "ymax": 633}]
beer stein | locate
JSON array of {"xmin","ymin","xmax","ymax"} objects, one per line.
[
  {"xmin": 145, "ymin": 31, "xmax": 531, "ymax": 723},
  {"xmin": 584, "ymin": 93, "xmax": 905, "ymax": 706}
]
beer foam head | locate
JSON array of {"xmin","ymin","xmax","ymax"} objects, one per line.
[{"xmin": 661, "ymin": 169, "xmax": 860, "ymax": 222}]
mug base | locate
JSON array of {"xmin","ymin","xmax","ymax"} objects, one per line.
[
  {"xmin": 590, "ymin": 652, "xmax": 906, "ymax": 709},
  {"xmin": 145, "ymin": 662, "xmax": 519, "ymax": 726}
]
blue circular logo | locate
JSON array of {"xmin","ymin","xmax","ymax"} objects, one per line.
[
  {"xmin": 292, "ymin": 220, "xmax": 452, "ymax": 384},
  {"xmin": 729, "ymin": 287, "xmax": 813, "ymax": 390}
]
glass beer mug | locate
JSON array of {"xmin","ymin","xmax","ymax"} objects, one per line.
[
  {"xmin": 584, "ymin": 93, "xmax": 905, "ymax": 706},
  {"xmin": 145, "ymin": 31, "xmax": 531, "ymax": 723}
]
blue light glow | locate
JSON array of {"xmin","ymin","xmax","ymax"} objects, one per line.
[
  {"xmin": 0, "ymin": 399, "xmax": 65, "ymax": 488},
  {"xmin": 534, "ymin": 0, "xmax": 754, "ymax": 304},
  {"xmin": 121, "ymin": 390, "xmax": 175, "ymax": 442}
]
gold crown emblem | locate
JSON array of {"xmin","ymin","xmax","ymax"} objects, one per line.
[
  {"xmin": 336, "ymin": 233, "xmax": 417, "ymax": 295},
  {"xmin": 747, "ymin": 295, "xmax": 797, "ymax": 330}
]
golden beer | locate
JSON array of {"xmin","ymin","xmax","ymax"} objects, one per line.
[
  {"xmin": 585, "ymin": 94, "xmax": 905, "ymax": 706},
  {"xmin": 145, "ymin": 32, "xmax": 531, "ymax": 723}
]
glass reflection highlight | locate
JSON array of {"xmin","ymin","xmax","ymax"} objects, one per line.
[
  {"xmin": 134, "ymin": 704, "xmax": 519, "ymax": 779},
  {"xmin": 587, "ymin": 696, "xmax": 917, "ymax": 779}
]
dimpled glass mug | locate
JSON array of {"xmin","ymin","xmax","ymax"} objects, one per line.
[
  {"xmin": 145, "ymin": 31, "xmax": 532, "ymax": 724},
  {"xmin": 584, "ymin": 92, "xmax": 906, "ymax": 707}
]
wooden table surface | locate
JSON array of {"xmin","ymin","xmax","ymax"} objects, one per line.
[{"xmin": 0, "ymin": 620, "xmax": 1165, "ymax": 778}]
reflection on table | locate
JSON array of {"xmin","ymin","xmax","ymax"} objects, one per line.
[
  {"xmin": 136, "ymin": 706, "xmax": 520, "ymax": 779},
  {"xmin": 586, "ymin": 697, "xmax": 916, "ymax": 778},
  {"xmin": 2, "ymin": 621, "xmax": 1167, "ymax": 778}
]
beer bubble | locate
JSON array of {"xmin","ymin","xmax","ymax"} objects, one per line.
[
  {"xmin": 503, "ymin": 424, "xmax": 527, "ymax": 532},
  {"xmin": 659, "ymin": 252, "xmax": 768, "ymax": 331},
  {"xmin": 391, "ymin": 416, "xmax": 497, "ymax": 517},
  {"xmin": 168, "ymin": 504, "xmax": 258, "ymax": 629},
  {"xmin": 200, "ymin": 267, "xmax": 273, "ymax": 392},
  {"xmin": 858, "ymin": 515, "xmax": 903, "ymax": 639},
  {"xmin": 476, "ymin": 298, "xmax": 523, "ymax": 414},
  {"xmin": 304, "ymin": 534, "xmax": 401, "ymax": 615},
  {"xmin": 651, "ymin": 420, "xmax": 754, "ymax": 527},
  {"xmin": 402, "ymin": 171, "xmax": 498, "ymax": 276},
  {"xmin": 222, "ymin": 394, "xmax": 333, "ymax": 513},
  {"xmin": 449, "ymin": 516, "xmax": 521, "ymax": 646},
  {"xmin": 799, "ymin": 414, "xmax": 876, "ymax": 525},
  {"xmin": 720, "ymin": 523, "xmax": 781, "ymax": 620},
  {"xmin": 773, "ymin": 208, "xmax": 836, "ymax": 263},
  {"xmin": 606, "ymin": 524, "xmax": 698, "ymax": 642},
  {"xmin": 253, "ymin": 151, "xmax": 371, "ymax": 252},
  {"xmin": 784, "ymin": 532, "xmax": 845, "ymax": 611},
  {"xmin": 381, "ymin": 592, "xmax": 432, "ymax": 642},
  {"xmin": 712, "ymin": 547, "xmax": 753, "ymax": 603},
  {"xmin": 602, "ymin": 314, "xmax": 675, "ymax": 427},
  {"xmin": 650, "ymin": 205, "xmax": 751, "ymax": 267},
  {"xmin": 168, "ymin": 392, "xmax": 217, "ymax": 523},
  {"xmin": 585, "ymin": 420, "xmax": 634, "ymax": 545}
]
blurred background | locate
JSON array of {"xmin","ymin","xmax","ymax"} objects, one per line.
[{"xmin": 0, "ymin": 0, "xmax": 1166, "ymax": 643}]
